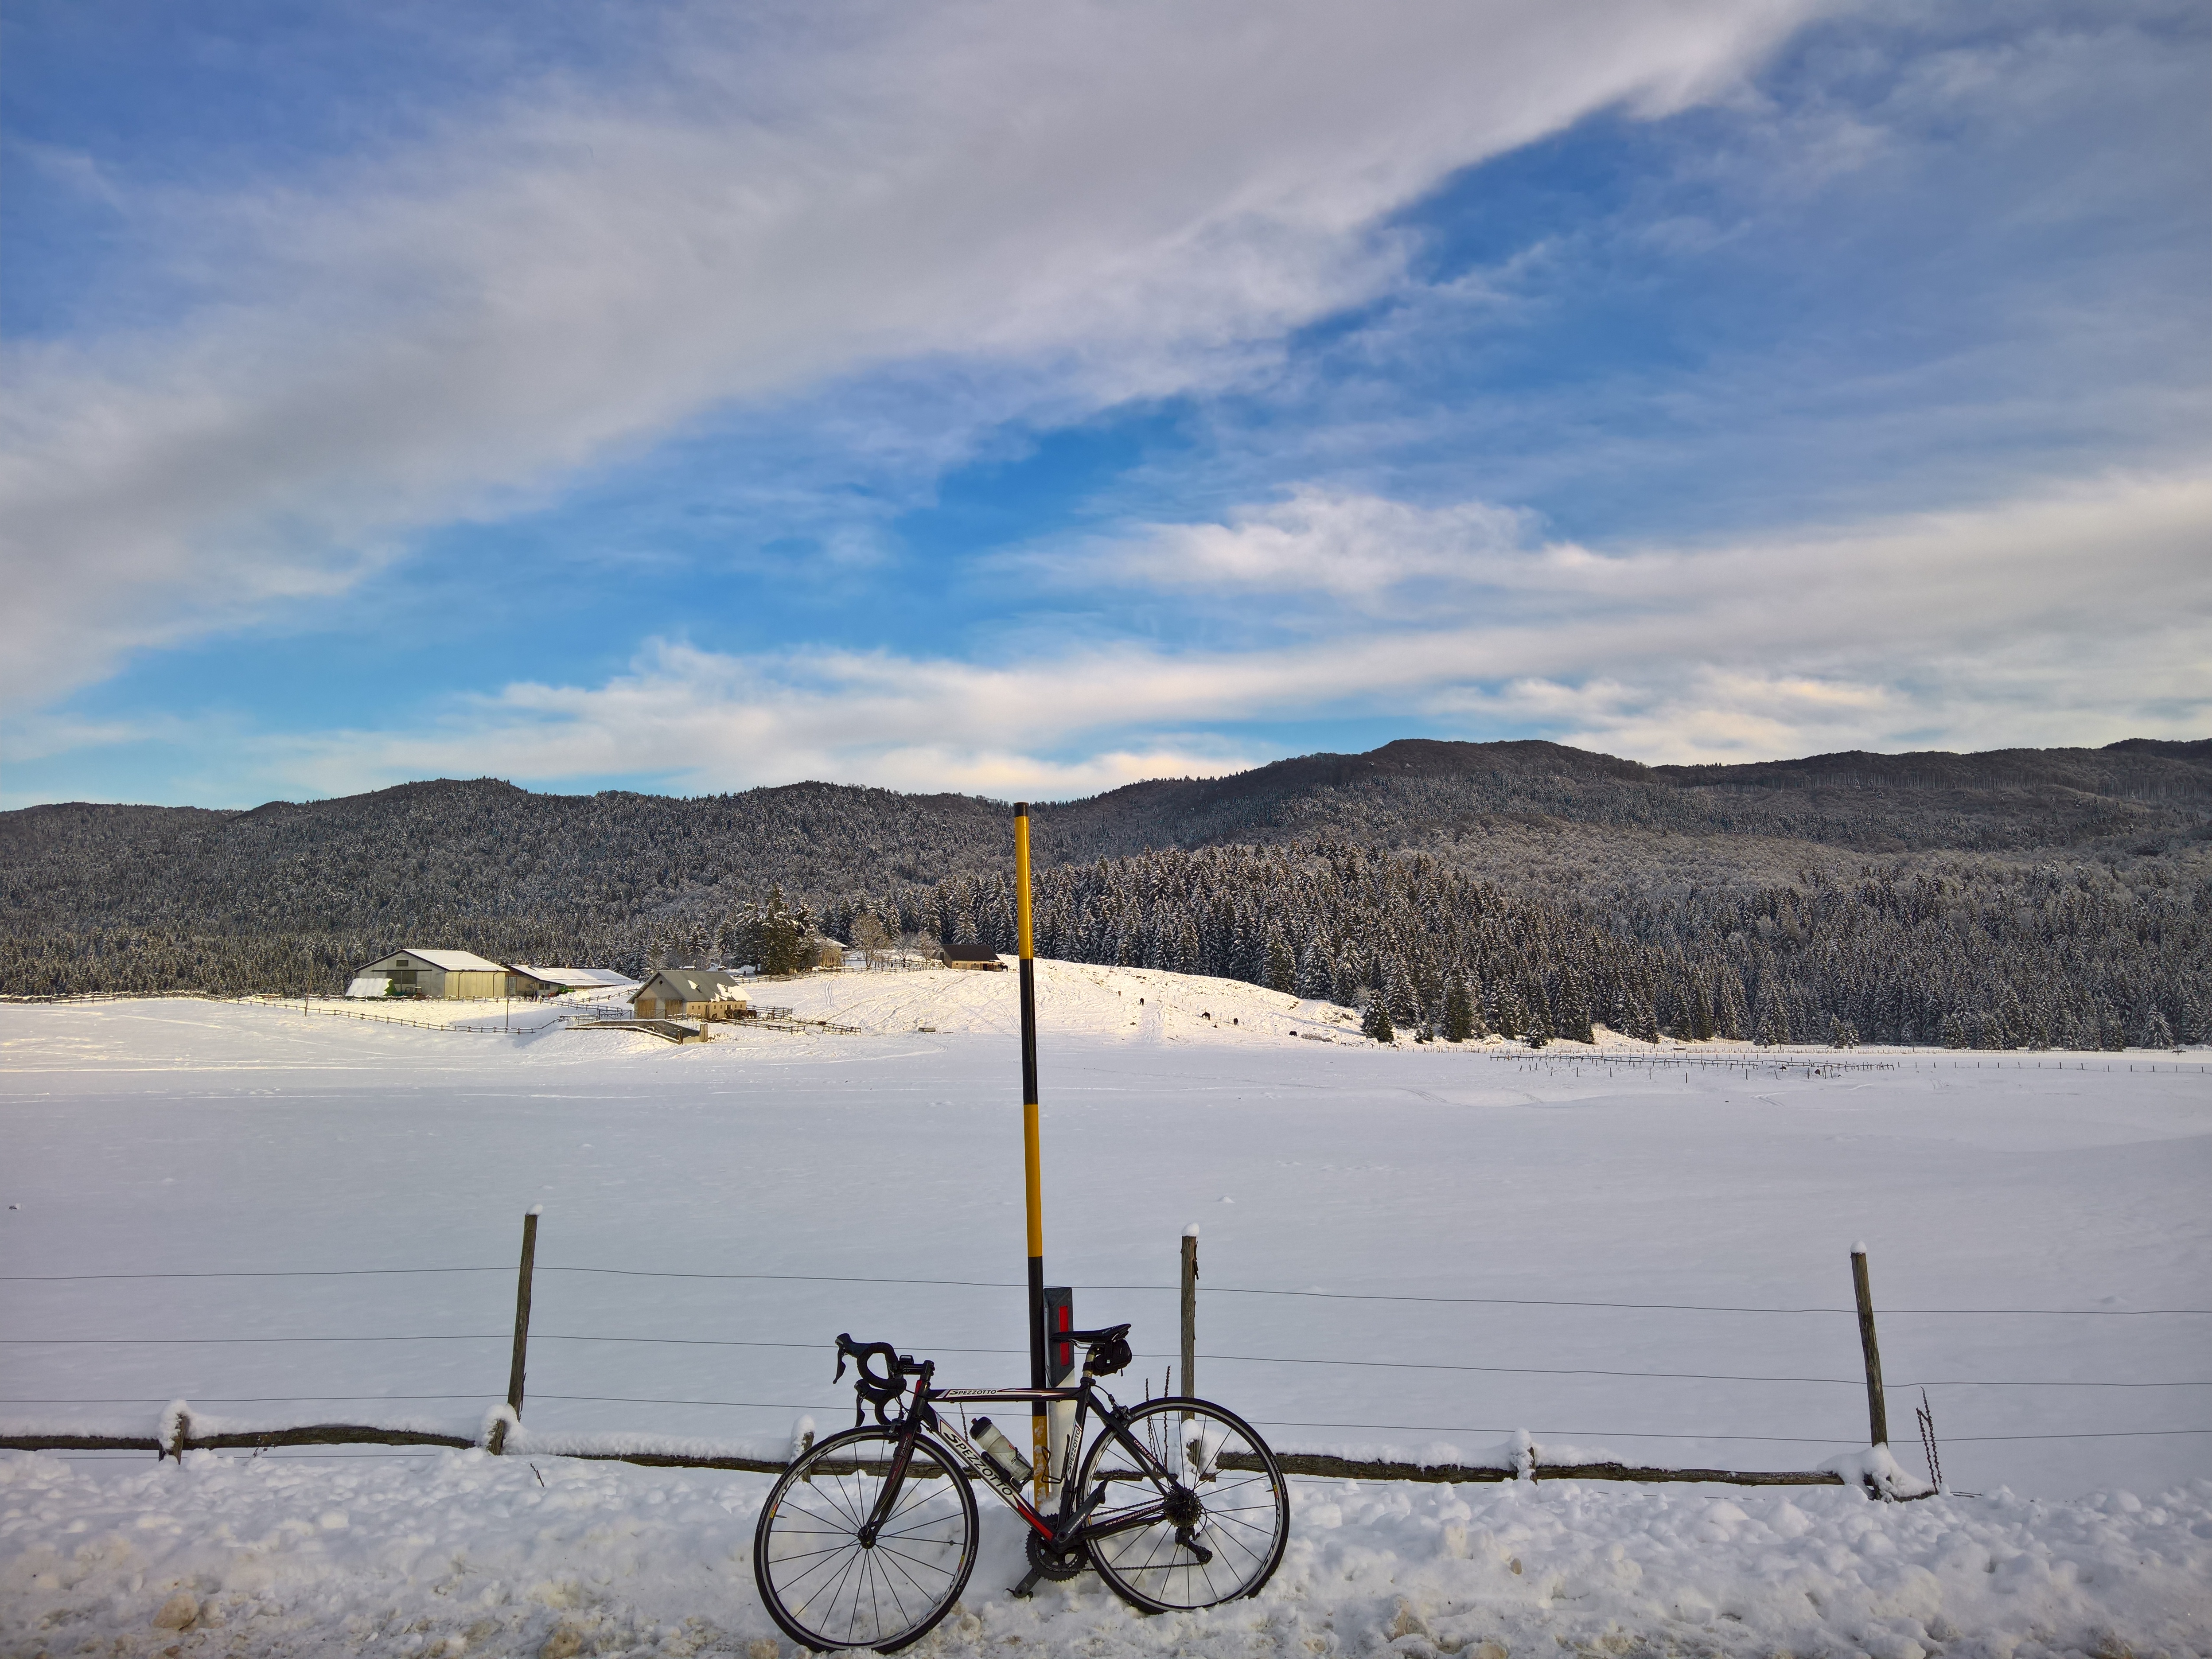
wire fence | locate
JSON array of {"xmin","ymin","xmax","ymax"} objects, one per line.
[
  {"xmin": 10, "ymin": 1262, "xmax": 2208, "ymax": 1315},
  {"xmin": 7, "ymin": 1262, "xmax": 2206, "ymax": 1456}
]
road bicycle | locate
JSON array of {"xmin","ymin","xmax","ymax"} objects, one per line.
[{"xmin": 752, "ymin": 1324, "xmax": 1291, "ymax": 1651}]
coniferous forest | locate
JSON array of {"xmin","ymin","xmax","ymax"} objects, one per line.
[{"xmin": 3, "ymin": 737, "xmax": 2205, "ymax": 1049}]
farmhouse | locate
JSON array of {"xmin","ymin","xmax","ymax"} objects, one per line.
[
  {"xmin": 632, "ymin": 968, "xmax": 749, "ymax": 1021},
  {"xmin": 345, "ymin": 950, "xmax": 546, "ymax": 1001},
  {"xmin": 939, "ymin": 942, "xmax": 1007, "ymax": 970}
]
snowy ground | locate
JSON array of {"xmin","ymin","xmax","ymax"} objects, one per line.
[
  {"xmin": 6, "ymin": 1446, "xmax": 2208, "ymax": 1659},
  {"xmin": 4, "ymin": 973, "xmax": 2209, "ymax": 1654}
]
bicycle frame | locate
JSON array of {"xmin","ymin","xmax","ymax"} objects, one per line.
[{"xmin": 862, "ymin": 1364, "xmax": 1178, "ymax": 1553}]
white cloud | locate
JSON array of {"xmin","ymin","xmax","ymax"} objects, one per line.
[
  {"xmin": 0, "ymin": 0, "xmax": 1820, "ymax": 715},
  {"xmin": 1051, "ymin": 487, "xmax": 1540, "ymax": 611},
  {"xmin": 224, "ymin": 467, "xmax": 2208, "ymax": 798}
]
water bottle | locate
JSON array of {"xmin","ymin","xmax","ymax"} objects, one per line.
[{"xmin": 970, "ymin": 1417, "xmax": 1032, "ymax": 1487}]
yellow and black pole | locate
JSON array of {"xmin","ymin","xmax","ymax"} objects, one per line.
[{"xmin": 1014, "ymin": 802, "xmax": 1049, "ymax": 1503}]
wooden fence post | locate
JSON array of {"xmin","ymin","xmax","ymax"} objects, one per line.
[
  {"xmin": 1180, "ymin": 1225, "xmax": 1199, "ymax": 1405},
  {"xmin": 1851, "ymin": 1243, "xmax": 1888, "ymax": 1445},
  {"xmin": 493, "ymin": 1207, "xmax": 540, "ymax": 1453}
]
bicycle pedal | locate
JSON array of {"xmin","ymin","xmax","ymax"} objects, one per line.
[{"xmin": 1009, "ymin": 1570, "xmax": 1043, "ymax": 1600}]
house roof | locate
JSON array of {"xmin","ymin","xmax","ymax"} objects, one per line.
[
  {"xmin": 940, "ymin": 942, "xmax": 1002, "ymax": 962},
  {"xmin": 515, "ymin": 966, "xmax": 636, "ymax": 989},
  {"xmin": 637, "ymin": 967, "xmax": 746, "ymax": 999},
  {"xmin": 369, "ymin": 949, "xmax": 511, "ymax": 974}
]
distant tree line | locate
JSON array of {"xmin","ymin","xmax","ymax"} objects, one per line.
[
  {"xmin": 4, "ymin": 742, "xmax": 2205, "ymax": 1047},
  {"xmin": 802, "ymin": 840, "xmax": 2206, "ymax": 1051},
  {"xmin": 4, "ymin": 840, "xmax": 2202, "ymax": 1050}
]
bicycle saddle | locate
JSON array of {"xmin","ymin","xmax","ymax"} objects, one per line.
[{"xmin": 1062, "ymin": 1323, "xmax": 1131, "ymax": 1344}]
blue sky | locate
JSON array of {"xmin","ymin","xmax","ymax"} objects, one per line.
[{"xmin": 2, "ymin": 0, "xmax": 2206, "ymax": 808}]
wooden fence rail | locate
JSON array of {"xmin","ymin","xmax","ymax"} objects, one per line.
[{"xmin": 0, "ymin": 1429, "xmax": 1869, "ymax": 1492}]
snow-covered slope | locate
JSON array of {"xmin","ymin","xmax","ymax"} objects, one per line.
[{"xmin": 769, "ymin": 958, "xmax": 1367, "ymax": 1043}]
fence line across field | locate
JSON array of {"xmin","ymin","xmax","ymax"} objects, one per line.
[
  {"xmin": 3, "ymin": 1221, "xmax": 2200, "ymax": 1500},
  {"xmin": 4, "ymin": 1331, "xmax": 2200, "ymax": 1392},
  {"xmin": 9, "ymin": 1262, "xmax": 2207, "ymax": 1317},
  {"xmin": 17, "ymin": 1392, "xmax": 2201, "ymax": 1449}
]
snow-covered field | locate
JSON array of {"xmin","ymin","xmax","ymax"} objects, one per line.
[{"xmin": 4, "ymin": 971, "xmax": 2209, "ymax": 1655}]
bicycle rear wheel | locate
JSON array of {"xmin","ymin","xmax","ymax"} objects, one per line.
[
  {"xmin": 753, "ymin": 1425, "xmax": 977, "ymax": 1652},
  {"xmin": 1077, "ymin": 1397, "xmax": 1289, "ymax": 1612}
]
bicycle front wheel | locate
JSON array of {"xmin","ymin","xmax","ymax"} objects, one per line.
[
  {"xmin": 753, "ymin": 1425, "xmax": 978, "ymax": 1652},
  {"xmin": 1077, "ymin": 1397, "xmax": 1289, "ymax": 1612}
]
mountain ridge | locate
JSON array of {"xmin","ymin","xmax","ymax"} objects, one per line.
[{"xmin": 16, "ymin": 731, "xmax": 2202, "ymax": 844}]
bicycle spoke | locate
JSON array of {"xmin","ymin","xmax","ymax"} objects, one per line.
[
  {"xmin": 810, "ymin": 1545, "xmax": 866, "ymax": 1624},
  {"xmin": 756, "ymin": 1428, "xmax": 977, "ymax": 1651},
  {"xmin": 873, "ymin": 1542, "xmax": 961, "ymax": 1593},
  {"xmin": 777, "ymin": 1541, "xmax": 865, "ymax": 1599},
  {"xmin": 1077, "ymin": 1400, "xmax": 1289, "ymax": 1613},
  {"xmin": 860, "ymin": 1554, "xmax": 885, "ymax": 1645}
]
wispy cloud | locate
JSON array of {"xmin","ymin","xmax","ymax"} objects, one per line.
[
  {"xmin": 209, "ymin": 468, "xmax": 2207, "ymax": 799},
  {"xmin": 0, "ymin": 0, "xmax": 1817, "ymax": 717},
  {"xmin": 1038, "ymin": 489, "xmax": 1541, "ymax": 614}
]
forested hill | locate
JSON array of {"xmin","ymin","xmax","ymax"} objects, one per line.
[
  {"xmin": 1044, "ymin": 736, "xmax": 2212, "ymax": 858},
  {"xmin": 7, "ymin": 737, "xmax": 2206, "ymax": 931},
  {"xmin": 4, "ymin": 737, "xmax": 2208, "ymax": 1048}
]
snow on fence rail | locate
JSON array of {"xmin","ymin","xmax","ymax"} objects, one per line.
[
  {"xmin": 0, "ymin": 1414, "xmax": 1938, "ymax": 1497},
  {"xmin": 12, "ymin": 1218, "xmax": 2204, "ymax": 1498}
]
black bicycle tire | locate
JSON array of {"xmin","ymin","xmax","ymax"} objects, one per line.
[
  {"xmin": 1077, "ymin": 1395, "xmax": 1290, "ymax": 1614},
  {"xmin": 753, "ymin": 1425, "xmax": 979, "ymax": 1652}
]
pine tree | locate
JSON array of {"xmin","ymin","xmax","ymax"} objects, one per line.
[
  {"xmin": 1525, "ymin": 985, "xmax": 1553, "ymax": 1048},
  {"xmin": 1383, "ymin": 954, "xmax": 1421, "ymax": 1023},
  {"xmin": 1332, "ymin": 952, "xmax": 1364, "ymax": 1007},
  {"xmin": 1717, "ymin": 970, "xmax": 1749, "ymax": 1040},
  {"xmin": 742, "ymin": 887, "xmax": 816, "ymax": 976},
  {"xmin": 1752, "ymin": 982, "xmax": 1791, "ymax": 1046},
  {"xmin": 1296, "ymin": 937, "xmax": 1332, "ymax": 999},
  {"xmin": 1361, "ymin": 999, "xmax": 1396, "ymax": 1043},
  {"xmin": 1492, "ymin": 983, "xmax": 1523, "ymax": 1040},
  {"xmin": 1555, "ymin": 967, "xmax": 1596, "ymax": 1044},
  {"xmin": 1443, "ymin": 977, "xmax": 1477, "ymax": 1042}
]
